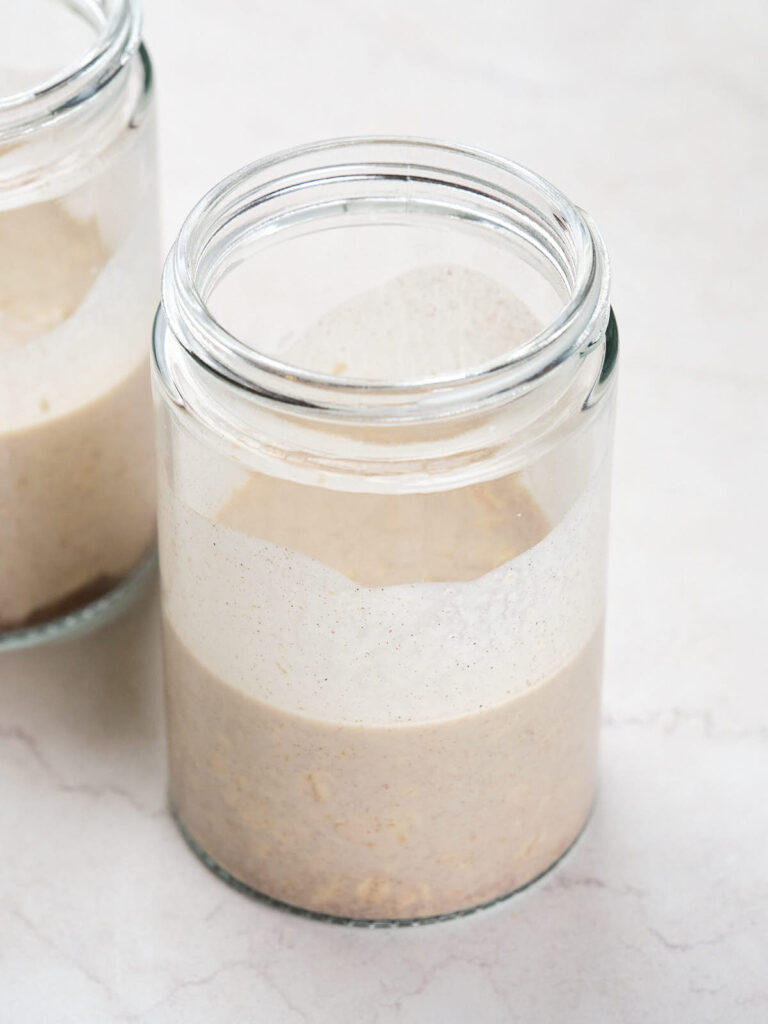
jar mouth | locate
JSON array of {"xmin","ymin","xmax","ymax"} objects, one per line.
[
  {"xmin": 158, "ymin": 137, "xmax": 610, "ymax": 422},
  {"xmin": 0, "ymin": 0, "xmax": 141, "ymax": 141}
]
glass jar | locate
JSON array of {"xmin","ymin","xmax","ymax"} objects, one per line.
[
  {"xmin": 0, "ymin": 0, "xmax": 159, "ymax": 648},
  {"xmin": 153, "ymin": 138, "xmax": 617, "ymax": 923}
]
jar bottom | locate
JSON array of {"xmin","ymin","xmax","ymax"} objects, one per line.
[
  {"xmin": 171, "ymin": 802, "xmax": 594, "ymax": 928},
  {"xmin": 0, "ymin": 549, "xmax": 157, "ymax": 652}
]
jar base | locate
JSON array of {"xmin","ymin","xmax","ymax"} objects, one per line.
[
  {"xmin": 172, "ymin": 803, "xmax": 593, "ymax": 928},
  {"xmin": 0, "ymin": 550, "xmax": 157, "ymax": 652}
]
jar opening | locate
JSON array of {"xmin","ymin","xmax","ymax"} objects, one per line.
[
  {"xmin": 157, "ymin": 138, "xmax": 610, "ymax": 423},
  {"xmin": 0, "ymin": 0, "xmax": 141, "ymax": 141}
]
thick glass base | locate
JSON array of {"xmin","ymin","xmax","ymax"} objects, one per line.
[
  {"xmin": 172, "ymin": 805, "xmax": 591, "ymax": 928},
  {"xmin": 0, "ymin": 550, "xmax": 157, "ymax": 652}
]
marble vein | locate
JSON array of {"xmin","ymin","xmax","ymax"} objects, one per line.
[{"xmin": 0, "ymin": 724, "xmax": 166, "ymax": 818}]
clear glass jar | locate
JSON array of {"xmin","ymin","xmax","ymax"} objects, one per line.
[
  {"xmin": 153, "ymin": 138, "xmax": 617, "ymax": 923},
  {"xmin": 0, "ymin": 0, "xmax": 159, "ymax": 648}
]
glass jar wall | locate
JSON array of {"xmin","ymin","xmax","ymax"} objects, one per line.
[{"xmin": 153, "ymin": 139, "xmax": 617, "ymax": 922}]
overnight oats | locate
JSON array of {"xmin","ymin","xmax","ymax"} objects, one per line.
[
  {"xmin": 0, "ymin": 0, "xmax": 159, "ymax": 645},
  {"xmin": 153, "ymin": 140, "xmax": 617, "ymax": 922}
]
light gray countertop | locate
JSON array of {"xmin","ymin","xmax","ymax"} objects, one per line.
[{"xmin": 2, "ymin": 0, "xmax": 767, "ymax": 1020}]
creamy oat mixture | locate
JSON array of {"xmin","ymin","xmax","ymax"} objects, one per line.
[{"xmin": 0, "ymin": 200, "xmax": 155, "ymax": 630}]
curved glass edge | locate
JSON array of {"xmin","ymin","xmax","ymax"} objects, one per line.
[
  {"xmin": 0, "ymin": 0, "xmax": 142, "ymax": 141},
  {"xmin": 172, "ymin": 802, "xmax": 595, "ymax": 929},
  {"xmin": 584, "ymin": 307, "xmax": 619, "ymax": 410},
  {"xmin": 0, "ymin": 549, "xmax": 156, "ymax": 652}
]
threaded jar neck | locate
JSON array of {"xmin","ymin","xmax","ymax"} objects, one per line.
[
  {"xmin": 0, "ymin": 0, "xmax": 142, "ymax": 142},
  {"xmin": 157, "ymin": 137, "xmax": 611, "ymax": 425}
]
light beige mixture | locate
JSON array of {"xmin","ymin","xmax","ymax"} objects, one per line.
[
  {"xmin": 0, "ymin": 202, "xmax": 104, "ymax": 348},
  {"xmin": 219, "ymin": 471, "xmax": 549, "ymax": 585},
  {"xmin": 166, "ymin": 476, "xmax": 602, "ymax": 920},
  {"xmin": 166, "ymin": 628, "xmax": 601, "ymax": 922},
  {"xmin": 0, "ymin": 200, "xmax": 155, "ymax": 630}
]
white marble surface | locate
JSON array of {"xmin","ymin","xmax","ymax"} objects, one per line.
[{"xmin": 2, "ymin": 0, "xmax": 767, "ymax": 1020}]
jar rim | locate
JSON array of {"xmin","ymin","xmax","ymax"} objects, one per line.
[
  {"xmin": 0, "ymin": 0, "xmax": 141, "ymax": 141},
  {"xmin": 158, "ymin": 137, "xmax": 611, "ymax": 423}
]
